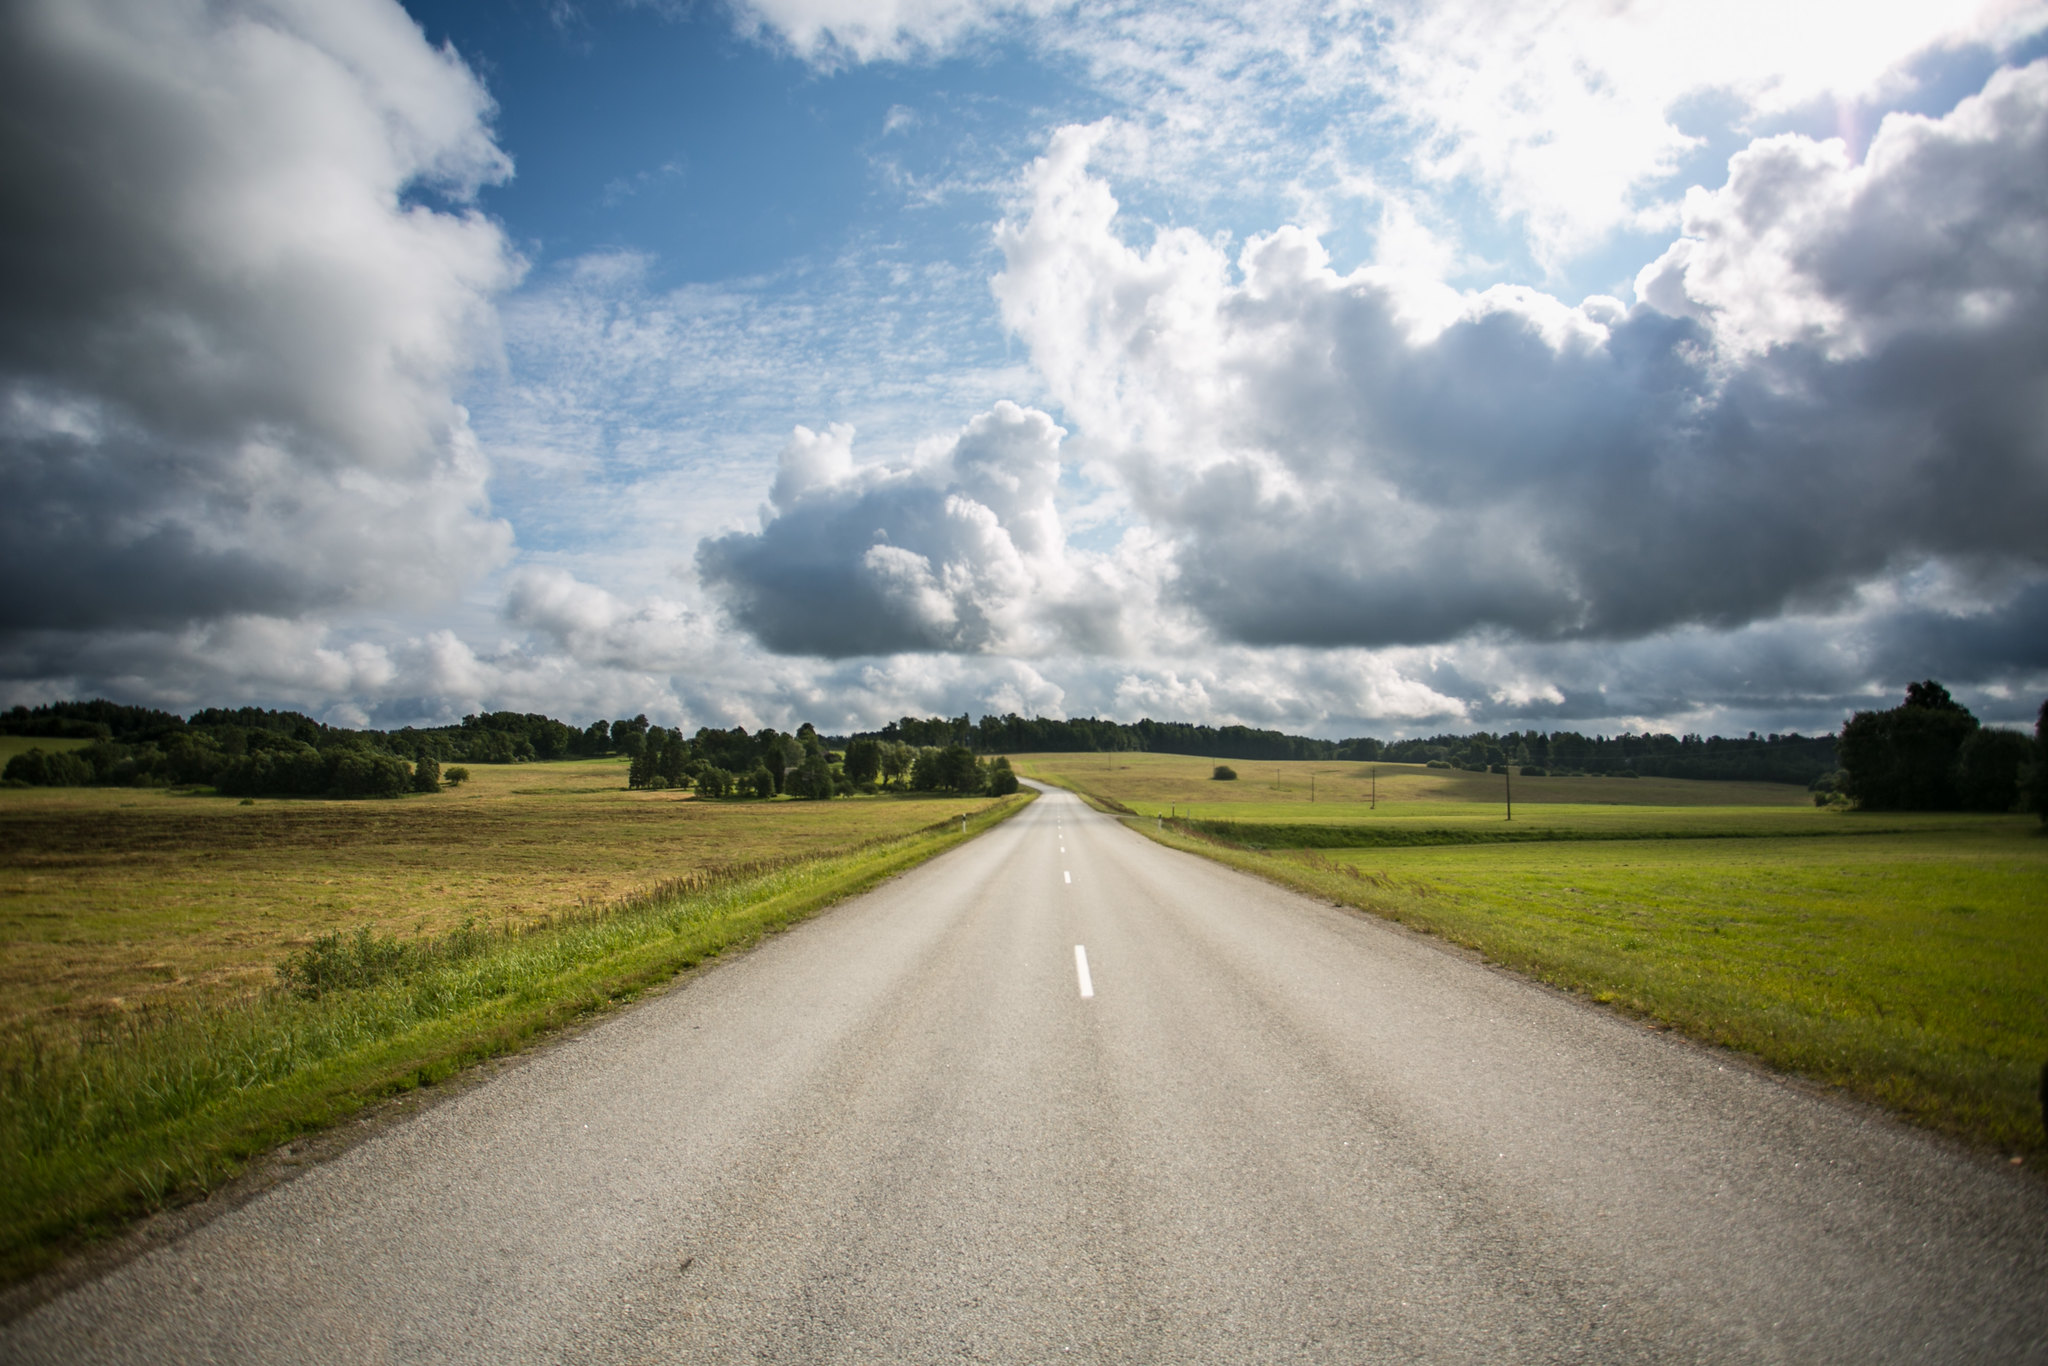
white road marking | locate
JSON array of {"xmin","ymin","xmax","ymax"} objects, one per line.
[
  {"xmin": 1064, "ymin": 870, "xmax": 1071, "ymax": 884},
  {"xmin": 1074, "ymin": 945, "xmax": 1094, "ymax": 999}
]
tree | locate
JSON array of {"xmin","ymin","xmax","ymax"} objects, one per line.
[
  {"xmin": 984, "ymin": 756, "xmax": 1019, "ymax": 795},
  {"xmin": 611, "ymin": 715, "xmax": 650, "ymax": 759},
  {"xmin": 789, "ymin": 751, "xmax": 834, "ymax": 800},
  {"xmin": 656, "ymin": 729, "xmax": 689, "ymax": 787},
  {"xmin": 843, "ymin": 737, "xmax": 881, "ymax": 787},
  {"xmin": 2, "ymin": 747, "xmax": 93, "ymax": 786},
  {"xmin": 2036, "ymin": 699, "xmax": 2048, "ymax": 826},
  {"xmin": 1212, "ymin": 765, "xmax": 1237, "ymax": 781},
  {"xmin": 444, "ymin": 766, "xmax": 470, "ymax": 786},
  {"xmin": 747, "ymin": 765, "xmax": 778, "ymax": 799},
  {"xmin": 909, "ymin": 746, "xmax": 945, "ymax": 791},
  {"xmin": 695, "ymin": 765, "xmax": 733, "ymax": 798},
  {"xmin": 879, "ymin": 741, "xmax": 914, "ymax": 788},
  {"xmin": 412, "ymin": 754, "xmax": 441, "ymax": 793},
  {"xmin": 1955, "ymin": 727, "xmax": 2029, "ymax": 812},
  {"xmin": 1838, "ymin": 680, "xmax": 1979, "ymax": 810},
  {"xmin": 938, "ymin": 744, "xmax": 981, "ymax": 793}
]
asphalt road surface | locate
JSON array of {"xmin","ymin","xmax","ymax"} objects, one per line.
[{"xmin": 7, "ymin": 783, "xmax": 2045, "ymax": 1363}]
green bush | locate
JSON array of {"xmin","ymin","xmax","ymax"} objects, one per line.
[{"xmin": 1212, "ymin": 765, "xmax": 1237, "ymax": 781}]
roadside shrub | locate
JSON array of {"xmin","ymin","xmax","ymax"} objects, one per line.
[
  {"xmin": 276, "ymin": 918, "xmax": 497, "ymax": 998},
  {"xmin": 985, "ymin": 756, "xmax": 1020, "ymax": 795},
  {"xmin": 1212, "ymin": 765, "xmax": 1237, "ymax": 781}
]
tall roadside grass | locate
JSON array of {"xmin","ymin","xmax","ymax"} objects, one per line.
[{"xmin": 0, "ymin": 794, "xmax": 1030, "ymax": 1284}]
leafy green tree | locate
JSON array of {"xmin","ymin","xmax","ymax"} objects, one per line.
[
  {"xmin": 1839, "ymin": 680, "xmax": 1979, "ymax": 810},
  {"xmin": 984, "ymin": 756, "xmax": 1019, "ymax": 795},
  {"xmin": 2, "ymin": 748, "xmax": 93, "ymax": 786},
  {"xmin": 938, "ymin": 744, "xmax": 981, "ymax": 793},
  {"xmin": 844, "ymin": 737, "xmax": 881, "ymax": 786},
  {"xmin": 747, "ymin": 765, "xmax": 778, "ymax": 799},
  {"xmin": 328, "ymin": 748, "xmax": 412, "ymax": 798},
  {"xmin": 1212, "ymin": 765, "xmax": 1237, "ymax": 781},
  {"xmin": 880, "ymin": 741, "xmax": 914, "ymax": 788},
  {"xmin": 1955, "ymin": 727, "xmax": 2029, "ymax": 812},
  {"xmin": 909, "ymin": 746, "xmax": 945, "ymax": 791},
  {"xmin": 412, "ymin": 754, "xmax": 441, "ymax": 793},
  {"xmin": 656, "ymin": 729, "xmax": 690, "ymax": 787},
  {"xmin": 443, "ymin": 766, "xmax": 470, "ymax": 787},
  {"xmin": 612, "ymin": 715, "xmax": 650, "ymax": 759},
  {"xmin": 2036, "ymin": 699, "xmax": 2048, "ymax": 826},
  {"xmin": 695, "ymin": 765, "xmax": 733, "ymax": 798},
  {"xmin": 789, "ymin": 751, "xmax": 834, "ymax": 800}
]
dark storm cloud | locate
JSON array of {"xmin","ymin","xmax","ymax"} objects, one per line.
[
  {"xmin": 0, "ymin": 0, "xmax": 517, "ymax": 638},
  {"xmin": 995, "ymin": 66, "xmax": 2048, "ymax": 655}
]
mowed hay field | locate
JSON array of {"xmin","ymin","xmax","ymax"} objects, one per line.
[
  {"xmin": 0, "ymin": 758, "xmax": 1008, "ymax": 1034},
  {"xmin": 1012, "ymin": 752, "xmax": 2048, "ymax": 1154}
]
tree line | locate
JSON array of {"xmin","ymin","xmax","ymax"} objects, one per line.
[
  {"xmin": 0, "ymin": 700, "xmax": 1019, "ymax": 802},
  {"xmin": 7, "ymin": 688, "xmax": 2039, "ymax": 813},
  {"xmin": 865, "ymin": 713, "xmax": 1844, "ymax": 785}
]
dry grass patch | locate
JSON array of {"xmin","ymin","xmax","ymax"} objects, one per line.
[{"xmin": 0, "ymin": 759, "xmax": 1006, "ymax": 1031}]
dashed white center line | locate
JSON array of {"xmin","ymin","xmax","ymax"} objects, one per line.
[
  {"xmin": 1063, "ymin": 870, "xmax": 1071, "ymax": 884},
  {"xmin": 1074, "ymin": 945, "xmax": 1094, "ymax": 999}
]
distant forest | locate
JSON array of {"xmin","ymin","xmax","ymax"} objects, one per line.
[
  {"xmin": 0, "ymin": 700, "xmax": 1018, "ymax": 801},
  {"xmin": 868, "ymin": 713, "xmax": 1842, "ymax": 786},
  {"xmin": 5, "ymin": 688, "xmax": 2036, "ymax": 813}
]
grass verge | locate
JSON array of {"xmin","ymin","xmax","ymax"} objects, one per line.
[{"xmin": 0, "ymin": 791, "xmax": 1031, "ymax": 1285}]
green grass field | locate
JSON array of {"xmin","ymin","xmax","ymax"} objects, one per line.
[
  {"xmin": 0, "ymin": 767, "xmax": 1031, "ymax": 1282},
  {"xmin": 1012, "ymin": 752, "xmax": 2048, "ymax": 1156}
]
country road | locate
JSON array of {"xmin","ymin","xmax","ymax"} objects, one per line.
[{"xmin": 7, "ymin": 782, "xmax": 2045, "ymax": 1364}]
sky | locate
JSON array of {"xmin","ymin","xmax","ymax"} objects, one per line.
[{"xmin": 3, "ymin": 0, "xmax": 2047, "ymax": 740}]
